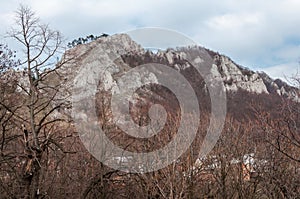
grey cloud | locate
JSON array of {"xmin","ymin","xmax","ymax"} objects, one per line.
[{"xmin": 1, "ymin": 0, "xmax": 300, "ymax": 77}]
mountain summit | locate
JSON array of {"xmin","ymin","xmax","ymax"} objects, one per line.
[{"xmin": 61, "ymin": 33, "xmax": 299, "ymax": 102}]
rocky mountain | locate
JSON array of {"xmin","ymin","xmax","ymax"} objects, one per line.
[
  {"xmin": 50, "ymin": 33, "xmax": 300, "ymax": 165},
  {"xmin": 60, "ymin": 33, "xmax": 299, "ymax": 104},
  {"xmin": 4, "ymin": 32, "xmax": 299, "ymax": 123}
]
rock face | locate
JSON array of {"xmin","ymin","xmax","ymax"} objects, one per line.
[
  {"xmin": 209, "ymin": 55, "xmax": 268, "ymax": 94},
  {"xmin": 60, "ymin": 33, "xmax": 299, "ymax": 102},
  {"xmin": 60, "ymin": 34, "xmax": 146, "ymax": 93},
  {"xmin": 258, "ymin": 72, "xmax": 299, "ymax": 101}
]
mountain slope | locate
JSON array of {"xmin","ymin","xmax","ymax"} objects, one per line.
[{"xmin": 61, "ymin": 33, "xmax": 299, "ymax": 103}]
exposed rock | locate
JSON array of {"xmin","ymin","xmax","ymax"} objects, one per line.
[
  {"xmin": 213, "ymin": 56, "xmax": 268, "ymax": 94},
  {"xmin": 259, "ymin": 72, "xmax": 299, "ymax": 102},
  {"xmin": 57, "ymin": 33, "xmax": 299, "ymax": 104}
]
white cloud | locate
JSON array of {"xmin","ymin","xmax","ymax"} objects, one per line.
[
  {"xmin": 206, "ymin": 13, "xmax": 262, "ymax": 30},
  {"xmin": 1, "ymin": 0, "xmax": 300, "ymax": 80},
  {"xmin": 259, "ymin": 62, "xmax": 300, "ymax": 81}
]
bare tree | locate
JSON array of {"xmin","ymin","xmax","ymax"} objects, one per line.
[
  {"xmin": 2, "ymin": 4, "xmax": 73, "ymax": 198},
  {"xmin": 255, "ymin": 74, "xmax": 300, "ymax": 164}
]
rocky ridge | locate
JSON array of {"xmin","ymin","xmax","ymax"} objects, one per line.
[{"xmin": 60, "ymin": 33, "xmax": 299, "ymax": 103}]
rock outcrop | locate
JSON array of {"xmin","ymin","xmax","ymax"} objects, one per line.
[{"xmin": 56, "ymin": 33, "xmax": 299, "ymax": 103}]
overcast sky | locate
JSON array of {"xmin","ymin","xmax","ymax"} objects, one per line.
[{"xmin": 1, "ymin": 0, "xmax": 300, "ymax": 80}]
